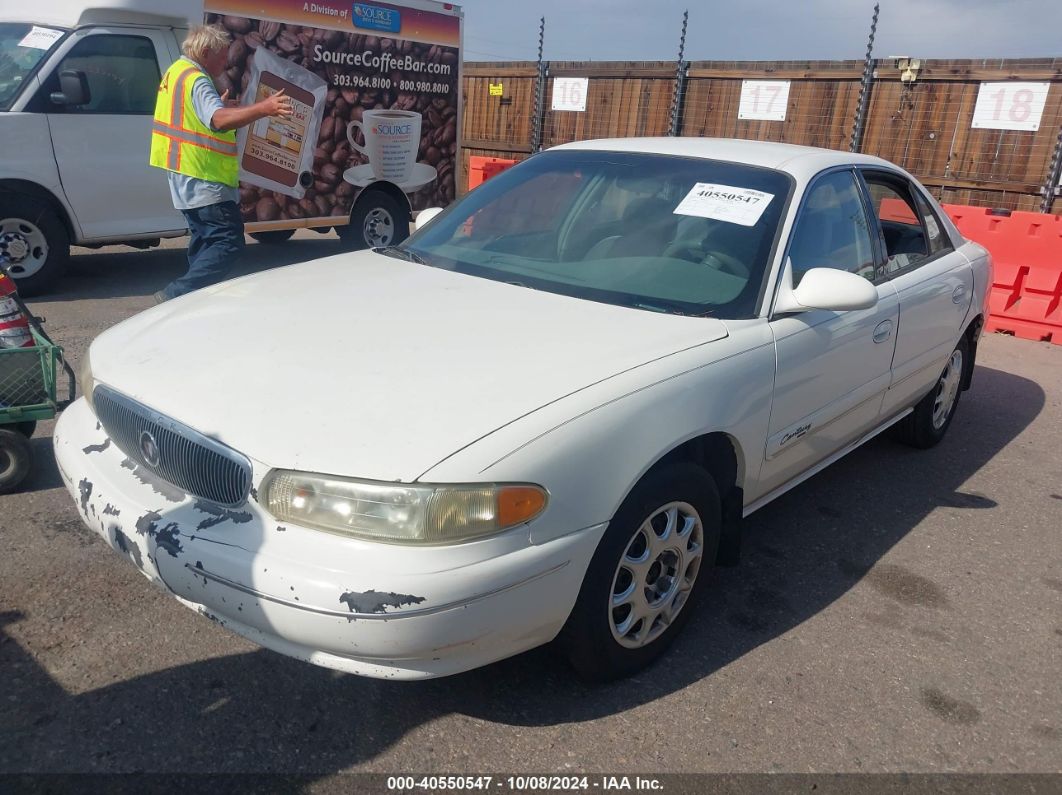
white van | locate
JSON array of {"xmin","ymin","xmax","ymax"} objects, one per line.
[{"xmin": 0, "ymin": 0, "xmax": 463, "ymax": 294}]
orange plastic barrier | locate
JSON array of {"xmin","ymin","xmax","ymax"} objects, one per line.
[
  {"xmin": 944, "ymin": 204, "xmax": 1062, "ymax": 345},
  {"xmin": 468, "ymin": 156, "xmax": 518, "ymax": 191}
]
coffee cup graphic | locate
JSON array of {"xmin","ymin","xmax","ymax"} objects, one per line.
[{"xmin": 347, "ymin": 110, "xmax": 422, "ymax": 183}]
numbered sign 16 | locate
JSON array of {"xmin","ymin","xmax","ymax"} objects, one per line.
[
  {"xmin": 738, "ymin": 80, "xmax": 791, "ymax": 122},
  {"xmin": 971, "ymin": 82, "xmax": 1050, "ymax": 132},
  {"xmin": 552, "ymin": 77, "xmax": 589, "ymax": 112}
]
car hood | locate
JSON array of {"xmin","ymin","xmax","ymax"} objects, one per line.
[{"xmin": 90, "ymin": 251, "xmax": 729, "ymax": 481}]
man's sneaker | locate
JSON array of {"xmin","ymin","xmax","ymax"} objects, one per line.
[{"xmin": 153, "ymin": 290, "xmax": 168, "ymax": 304}]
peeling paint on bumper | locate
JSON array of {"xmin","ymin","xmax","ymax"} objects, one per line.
[{"xmin": 54, "ymin": 398, "xmax": 606, "ymax": 679}]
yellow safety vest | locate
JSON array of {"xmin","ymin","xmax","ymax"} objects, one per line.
[{"xmin": 149, "ymin": 59, "xmax": 239, "ymax": 187}]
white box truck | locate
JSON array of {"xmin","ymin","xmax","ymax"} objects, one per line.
[{"xmin": 0, "ymin": 0, "xmax": 462, "ymax": 294}]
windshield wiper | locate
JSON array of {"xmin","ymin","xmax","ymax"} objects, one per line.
[
  {"xmin": 634, "ymin": 301, "xmax": 690, "ymax": 316},
  {"xmin": 373, "ymin": 246, "xmax": 427, "ymax": 265}
]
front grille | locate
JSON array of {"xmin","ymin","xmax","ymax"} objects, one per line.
[{"xmin": 93, "ymin": 385, "xmax": 251, "ymax": 507}]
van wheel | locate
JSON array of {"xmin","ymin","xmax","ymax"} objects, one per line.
[
  {"xmin": 559, "ymin": 463, "xmax": 721, "ymax": 681},
  {"xmin": 249, "ymin": 229, "xmax": 295, "ymax": 245},
  {"xmin": 0, "ymin": 194, "xmax": 70, "ymax": 297},
  {"xmin": 338, "ymin": 190, "xmax": 411, "ymax": 250},
  {"xmin": 0, "ymin": 428, "xmax": 33, "ymax": 494},
  {"xmin": 893, "ymin": 335, "xmax": 969, "ymax": 449}
]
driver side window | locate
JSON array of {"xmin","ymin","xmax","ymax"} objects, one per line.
[{"xmin": 788, "ymin": 170, "xmax": 876, "ymax": 286}]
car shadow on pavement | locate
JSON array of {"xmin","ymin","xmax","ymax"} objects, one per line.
[
  {"xmin": 38, "ymin": 235, "xmax": 351, "ymax": 304},
  {"xmin": 0, "ymin": 365, "xmax": 1045, "ymax": 773}
]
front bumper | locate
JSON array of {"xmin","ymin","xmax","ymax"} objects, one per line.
[{"xmin": 54, "ymin": 398, "xmax": 605, "ymax": 679}]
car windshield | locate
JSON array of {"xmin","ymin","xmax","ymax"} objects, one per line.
[
  {"xmin": 0, "ymin": 23, "xmax": 66, "ymax": 110},
  {"xmin": 404, "ymin": 150, "xmax": 792, "ymax": 318}
]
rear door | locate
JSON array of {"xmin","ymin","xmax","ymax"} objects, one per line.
[
  {"xmin": 857, "ymin": 169, "xmax": 974, "ymax": 416},
  {"xmin": 32, "ymin": 27, "xmax": 183, "ymax": 240}
]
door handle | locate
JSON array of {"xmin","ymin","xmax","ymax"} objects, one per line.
[
  {"xmin": 873, "ymin": 319, "xmax": 893, "ymax": 343},
  {"xmin": 952, "ymin": 285, "xmax": 967, "ymax": 304}
]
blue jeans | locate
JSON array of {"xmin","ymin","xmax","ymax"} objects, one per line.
[{"xmin": 163, "ymin": 201, "xmax": 245, "ymax": 299}]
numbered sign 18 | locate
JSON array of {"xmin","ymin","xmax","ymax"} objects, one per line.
[
  {"xmin": 552, "ymin": 77, "xmax": 589, "ymax": 112},
  {"xmin": 971, "ymin": 82, "xmax": 1050, "ymax": 132},
  {"xmin": 738, "ymin": 80, "xmax": 790, "ymax": 122}
]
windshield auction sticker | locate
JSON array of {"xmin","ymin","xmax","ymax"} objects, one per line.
[
  {"xmin": 18, "ymin": 26, "xmax": 64, "ymax": 50},
  {"xmin": 673, "ymin": 183, "xmax": 774, "ymax": 227}
]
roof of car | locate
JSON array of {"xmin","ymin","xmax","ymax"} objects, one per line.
[{"xmin": 551, "ymin": 137, "xmax": 898, "ymax": 180}]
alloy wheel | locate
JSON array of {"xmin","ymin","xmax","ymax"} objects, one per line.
[
  {"xmin": 609, "ymin": 501, "xmax": 704, "ymax": 649},
  {"xmin": 931, "ymin": 349, "xmax": 964, "ymax": 430}
]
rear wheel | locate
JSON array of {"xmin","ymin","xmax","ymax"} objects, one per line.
[
  {"xmin": 15, "ymin": 420, "xmax": 36, "ymax": 438},
  {"xmin": 0, "ymin": 427, "xmax": 33, "ymax": 494},
  {"xmin": 559, "ymin": 463, "xmax": 721, "ymax": 681},
  {"xmin": 0, "ymin": 194, "xmax": 70, "ymax": 296},
  {"xmin": 249, "ymin": 229, "xmax": 295, "ymax": 245},
  {"xmin": 338, "ymin": 190, "xmax": 411, "ymax": 250},
  {"xmin": 893, "ymin": 335, "xmax": 969, "ymax": 449}
]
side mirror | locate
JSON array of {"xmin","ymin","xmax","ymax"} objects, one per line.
[
  {"xmin": 50, "ymin": 70, "xmax": 90, "ymax": 106},
  {"xmin": 415, "ymin": 207, "xmax": 444, "ymax": 231},
  {"xmin": 774, "ymin": 260, "xmax": 878, "ymax": 314}
]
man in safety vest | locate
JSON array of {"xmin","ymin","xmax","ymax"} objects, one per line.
[{"xmin": 149, "ymin": 25, "xmax": 292, "ymax": 302}]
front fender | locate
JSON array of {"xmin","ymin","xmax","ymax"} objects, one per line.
[{"xmin": 420, "ymin": 324, "xmax": 776, "ymax": 545}]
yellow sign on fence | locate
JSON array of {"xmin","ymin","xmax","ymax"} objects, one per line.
[{"xmin": 489, "ymin": 83, "xmax": 504, "ymax": 96}]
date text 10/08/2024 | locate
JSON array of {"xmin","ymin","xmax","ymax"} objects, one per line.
[{"xmin": 385, "ymin": 776, "xmax": 665, "ymax": 791}]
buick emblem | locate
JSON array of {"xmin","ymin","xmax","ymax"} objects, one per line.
[{"xmin": 139, "ymin": 430, "xmax": 161, "ymax": 468}]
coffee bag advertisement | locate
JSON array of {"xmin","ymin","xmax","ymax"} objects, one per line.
[
  {"xmin": 204, "ymin": 0, "xmax": 462, "ymax": 229},
  {"xmin": 239, "ymin": 46, "xmax": 327, "ymax": 199}
]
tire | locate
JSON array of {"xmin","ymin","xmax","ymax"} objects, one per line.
[
  {"xmin": 893, "ymin": 335, "xmax": 970, "ymax": 449},
  {"xmin": 337, "ymin": 190, "xmax": 411, "ymax": 250},
  {"xmin": 0, "ymin": 193, "xmax": 70, "ymax": 296},
  {"xmin": 0, "ymin": 427, "xmax": 33, "ymax": 494},
  {"xmin": 15, "ymin": 420, "xmax": 36, "ymax": 438},
  {"xmin": 559, "ymin": 463, "xmax": 721, "ymax": 682},
  {"xmin": 249, "ymin": 229, "xmax": 295, "ymax": 245}
]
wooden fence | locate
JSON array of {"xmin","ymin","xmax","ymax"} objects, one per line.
[{"xmin": 460, "ymin": 58, "xmax": 1062, "ymax": 213}]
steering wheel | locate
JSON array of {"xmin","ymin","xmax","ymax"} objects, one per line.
[{"xmin": 663, "ymin": 242, "xmax": 749, "ymax": 278}]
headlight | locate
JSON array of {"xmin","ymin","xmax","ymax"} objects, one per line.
[
  {"xmin": 79, "ymin": 351, "xmax": 95, "ymax": 411},
  {"xmin": 262, "ymin": 470, "xmax": 548, "ymax": 545}
]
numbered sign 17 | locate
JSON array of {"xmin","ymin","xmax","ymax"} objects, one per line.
[
  {"xmin": 552, "ymin": 77, "xmax": 589, "ymax": 112},
  {"xmin": 738, "ymin": 80, "xmax": 791, "ymax": 122},
  {"xmin": 971, "ymin": 82, "xmax": 1050, "ymax": 132}
]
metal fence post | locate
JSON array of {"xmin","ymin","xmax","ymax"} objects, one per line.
[
  {"xmin": 849, "ymin": 3, "xmax": 879, "ymax": 153},
  {"xmin": 667, "ymin": 10, "xmax": 689, "ymax": 137},
  {"xmin": 1040, "ymin": 122, "xmax": 1062, "ymax": 214},
  {"xmin": 530, "ymin": 17, "xmax": 547, "ymax": 152}
]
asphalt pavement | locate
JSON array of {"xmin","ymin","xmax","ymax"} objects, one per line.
[{"xmin": 1, "ymin": 234, "xmax": 1060, "ymax": 781}]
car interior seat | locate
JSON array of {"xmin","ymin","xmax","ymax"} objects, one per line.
[{"xmin": 582, "ymin": 196, "xmax": 679, "ymax": 260}]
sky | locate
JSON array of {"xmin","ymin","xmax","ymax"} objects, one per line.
[{"xmin": 457, "ymin": 0, "xmax": 1062, "ymax": 62}]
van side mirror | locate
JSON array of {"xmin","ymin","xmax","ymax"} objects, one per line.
[
  {"xmin": 774, "ymin": 259, "xmax": 878, "ymax": 314},
  {"xmin": 50, "ymin": 70, "xmax": 90, "ymax": 107}
]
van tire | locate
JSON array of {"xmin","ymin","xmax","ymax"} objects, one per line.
[
  {"xmin": 249, "ymin": 229, "xmax": 295, "ymax": 245},
  {"xmin": 338, "ymin": 190, "xmax": 410, "ymax": 250},
  {"xmin": 0, "ymin": 194, "xmax": 70, "ymax": 297}
]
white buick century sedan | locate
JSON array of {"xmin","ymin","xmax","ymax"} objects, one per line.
[{"xmin": 56, "ymin": 138, "xmax": 991, "ymax": 681}]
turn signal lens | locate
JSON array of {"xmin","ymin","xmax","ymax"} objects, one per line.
[{"xmin": 497, "ymin": 486, "xmax": 548, "ymax": 527}]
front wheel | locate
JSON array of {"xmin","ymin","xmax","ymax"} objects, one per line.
[
  {"xmin": 0, "ymin": 194, "xmax": 70, "ymax": 296},
  {"xmin": 559, "ymin": 463, "xmax": 721, "ymax": 681},
  {"xmin": 893, "ymin": 335, "xmax": 969, "ymax": 449},
  {"xmin": 337, "ymin": 190, "xmax": 411, "ymax": 250}
]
